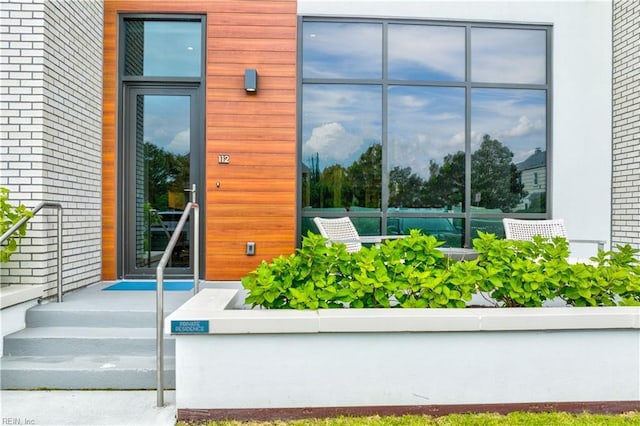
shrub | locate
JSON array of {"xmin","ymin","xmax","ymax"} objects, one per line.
[
  {"xmin": 242, "ymin": 230, "xmax": 475, "ymax": 309},
  {"xmin": 470, "ymin": 231, "xmax": 640, "ymax": 307},
  {"xmin": 0, "ymin": 187, "xmax": 33, "ymax": 263},
  {"xmin": 242, "ymin": 230, "xmax": 640, "ymax": 309}
]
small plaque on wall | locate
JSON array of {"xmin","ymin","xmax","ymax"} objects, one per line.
[
  {"xmin": 218, "ymin": 154, "xmax": 230, "ymax": 164},
  {"xmin": 171, "ymin": 320, "xmax": 209, "ymax": 334}
]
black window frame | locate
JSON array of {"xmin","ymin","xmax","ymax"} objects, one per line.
[
  {"xmin": 297, "ymin": 16, "xmax": 553, "ymax": 248},
  {"xmin": 116, "ymin": 14, "xmax": 207, "ymax": 279}
]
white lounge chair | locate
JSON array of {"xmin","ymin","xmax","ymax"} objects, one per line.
[
  {"xmin": 502, "ymin": 218, "xmax": 605, "ymax": 262},
  {"xmin": 314, "ymin": 216, "xmax": 478, "ymax": 259},
  {"xmin": 312, "ymin": 217, "xmax": 383, "ymax": 253}
]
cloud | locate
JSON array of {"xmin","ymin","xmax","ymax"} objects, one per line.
[
  {"xmin": 388, "ymin": 24, "xmax": 465, "ymax": 80},
  {"xmin": 303, "ymin": 122, "xmax": 364, "ymax": 165},
  {"xmin": 165, "ymin": 128, "xmax": 190, "ymax": 155},
  {"xmin": 471, "ymin": 28, "xmax": 546, "ymax": 84},
  {"xmin": 502, "ymin": 115, "xmax": 545, "ymax": 138}
]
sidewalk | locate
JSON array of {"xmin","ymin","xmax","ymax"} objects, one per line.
[{"xmin": 0, "ymin": 390, "xmax": 176, "ymax": 426}]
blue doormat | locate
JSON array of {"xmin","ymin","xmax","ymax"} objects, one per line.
[{"xmin": 103, "ymin": 281, "xmax": 194, "ymax": 291}]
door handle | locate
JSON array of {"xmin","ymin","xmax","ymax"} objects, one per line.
[{"xmin": 184, "ymin": 183, "xmax": 196, "ymax": 203}]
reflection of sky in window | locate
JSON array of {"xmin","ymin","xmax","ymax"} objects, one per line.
[
  {"xmin": 388, "ymin": 24, "xmax": 465, "ymax": 81},
  {"xmin": 388, "ymin": 86, "xmax": 465, "ymax": 178},
  {"xmin": 303, "ymin": 22, "xmax": 382, "ymax": 79},
  {"xmin": 471, "ymin": 28, "xmax": 546, "ymax": 84},
  {"xmin": 143, "ymin": 22, "xmax": 201, "ymax": 77},
  {"xmin": 302, "ymin": 85, "xmax": 381, "ymax": 169},
  {"xmin": 143, "ymin": 95, "xmax": 190, "ymax": 155},
  {"xmin": 471, "ymin": 89, "xmax": 546, "ymax": 163}
]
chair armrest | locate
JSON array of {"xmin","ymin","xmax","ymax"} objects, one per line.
[{"xmin": 568, "ymin": 239, "xmax": 606, "ymax": 251}]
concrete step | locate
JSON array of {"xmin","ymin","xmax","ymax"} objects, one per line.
[
  {"xmin": 0, "ymin": 355, "xmax": 175, "ymax": 389},
  {"xmin": 3, "ymin": 327, "xmax": 174, "ymax": 357},
  {"xmin": 26, "ymin": 308, "xmax": 160, "ymax": 328}
]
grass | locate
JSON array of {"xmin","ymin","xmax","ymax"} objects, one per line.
[{"xmin": 179, "ymin": 411, "xmax": 640, "ymax": 426}]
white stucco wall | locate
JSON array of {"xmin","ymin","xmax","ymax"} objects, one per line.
[
  {"xmin": 298, "ymin": 0, "xmax": 613, "ymax": 247},
  {"xmin": 169, "ymin": 291, "xmax": 640, "ymax": 410}
]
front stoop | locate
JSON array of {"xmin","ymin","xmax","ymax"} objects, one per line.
[{"xmin": 0, "ymin": 286, "xmax": 182, "ymax": 390}]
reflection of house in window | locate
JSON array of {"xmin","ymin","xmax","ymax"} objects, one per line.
[{"xmin": 517, "ymin": 148, "xmax": 546, "ymax": 210}]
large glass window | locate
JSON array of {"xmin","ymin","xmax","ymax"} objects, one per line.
[{"xmin": 300, "ymin": 18, "xmax": 551, "ymax": 247}]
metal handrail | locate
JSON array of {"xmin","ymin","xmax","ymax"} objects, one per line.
[
  {"xmin": 0, "ymin": 201, "xmax": 63, "ymax": 303},
  {"xmin": 155, "ymin": 189, "xmax": 199, "ymax": 407}
]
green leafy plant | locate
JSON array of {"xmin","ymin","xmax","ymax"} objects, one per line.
[
  {"xmin": 470, "ymin": 232, "xmax": 571, "ymax": 307},
  {"xmin": 242, "ymin": 232, "xmax": 355, "ymax": 309},
  {"xmin": 471, "ymin": 231, "xmax": 640, "ymax": 307},
  {"xmin": 242, "ymin": 230, "xmax": 474, "ymax": 309},
  {"xmin": 0, "ymin": 187, "xmax": 33, "ymax": 263},
  {"xmin": 242, "ymin": 230, "xmax": 640, "ymax": 310},
  {"xmin": 377, "ymin": 231, "xmax": 474, "ymax": 308},
  {"xmin": 574, "ymin": 244, "xmax": 640, "ymax": 306}
]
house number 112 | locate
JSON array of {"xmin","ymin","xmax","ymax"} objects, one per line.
[{"xmin": 218, "ymin": 154, "xmax": 230, "ymax": 164}]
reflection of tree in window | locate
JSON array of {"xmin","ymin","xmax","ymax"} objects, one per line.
[
  {"xmin": 389, "ymin": 166, "xmax": 426, "ymax": 207},
  {"xmin": 349, "ymin": 144, "xmax": 381, "ymax": 208},
  {"xmin": 423, "ymin": 151, "xmax": 465, "ymax": 209},
  {"xmin": 144, "ymin": 142, "xmax": 189, "ymax": 211},
  {"xmin": 388, "ymin": 134, "xmax": 525, "ymax": 212},
  {"xmin": 306, "ymin": 144, "xmax": 382, "ymax": 209},
  {"xmin": 471, "ymin": 135, "xmax": 525, "ymax": 212}
]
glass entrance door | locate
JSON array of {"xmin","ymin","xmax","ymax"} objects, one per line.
[{"xmin": 123, "ymin": 87, "xmax": 203, "ymax": 278}]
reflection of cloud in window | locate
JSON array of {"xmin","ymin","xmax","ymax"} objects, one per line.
[
  {"xmin": 472, "ymin": 89, "xmax": 545, "ymax": 159},
  {"xmin": 501, "ymin": 115, "xmax": 544, "ymax": 138},
  {"xmin": 302, "ymin": 85, "xmax": 381, "ymax": 156},
  {"xmin": 165, "ymin": 129, "xmax": 190, "ymax": 155},
  {"xmin": 388, "ymin": 24, "xmax": 465, "ymax": 81},
  {"xmin": 471, "ymin": 28, "xmax": 546, "ymax": 84},
  {"xmin": 303, "ymin": 22, "xmax": 382, "ymax": 79},
  {"xmin": 395, "ymin": 94, "xmax": 428, "ymax": 109},
  {"xmin": 303, "ymin": 122, "xmax": 363, "ymax": 165},
  {"xmin": 388, "ymin": 87, "xmax": 464, "ymax": 176}
]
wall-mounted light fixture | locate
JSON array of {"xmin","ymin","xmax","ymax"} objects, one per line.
[{"xmin": 244, "ymin": 68, "xmax": 257, "ymax": 93}]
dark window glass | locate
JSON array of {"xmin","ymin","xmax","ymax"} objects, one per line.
[
  {"xmin": 388, "ymin": 24, "xmax": 465, "ymax": 81},
  {"xmin": 471, "ymin": 89, "xmax": 547, "ymax": 213},
  {"xmin": 124, "ymin": 20, "xmax": 201, "ymax": 77},
  {"xmin": 303, "ymin": 22, "xmax": 382, "ymax": 79},
  {"xmin": 471, "ymin": 27, "xmax": 546, "ymax": 84}
]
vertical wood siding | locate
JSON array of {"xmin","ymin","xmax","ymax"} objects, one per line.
[{"xmin": 103, "ymin": 0, "xmax": 297, "ymax": 280}]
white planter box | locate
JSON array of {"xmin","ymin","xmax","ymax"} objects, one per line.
[{"xmin": 166, "ymin": 289, "xmax": 640, "ymax": 420}]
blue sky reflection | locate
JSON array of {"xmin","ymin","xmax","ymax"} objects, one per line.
[
  {"xmin": 143, "ymin": 95, "xmax": 191, "ymax": 155},
  {"xmin": 472, "ymin": 89, "xmax": 546, "ymax": 163},
  {"xmin": 388, "ymin": 86, "xmax": 465, "ymax": 178},
  {"xmin": 303, "ymin": 22, "xmax": 382, "ymax": 79},
  {"xmin": 388, "ymin": 24, "xmax": 465, "ymax": 81},
  {"xmin": 302, "ymin": 84, "xmax": 381, "ymax": 169}
]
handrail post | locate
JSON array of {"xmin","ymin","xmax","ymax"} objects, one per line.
[
  {"xmin": 156, "ymin": 200, "xmax": 198, "ymax": 407},
  {"xmin": 56, "ymin": 204, "xmax": 63, "ymax": 303},
  {"xmin": 156, "ymin": 267, "xmax": 164, "ymax": 407},
  {"xmin": 194, "ymin": 203, "xmax": 199, "ymax": 294},
  {"xmin": 191, "ymin": 183, "xmax": 199, "ymax": 294}
]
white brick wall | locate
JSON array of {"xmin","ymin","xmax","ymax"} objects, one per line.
[
  {"xmin": 0, "ymin": 0, "xmax": 103, "ymax": 296},
  {"xmin": 612, "ymin": 0, "xmax": 640, "ymax": 250}
]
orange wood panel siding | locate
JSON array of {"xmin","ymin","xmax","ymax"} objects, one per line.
[{"xmin": 102, "ymin": 0, "xmax": 298, "ymax": 280}]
